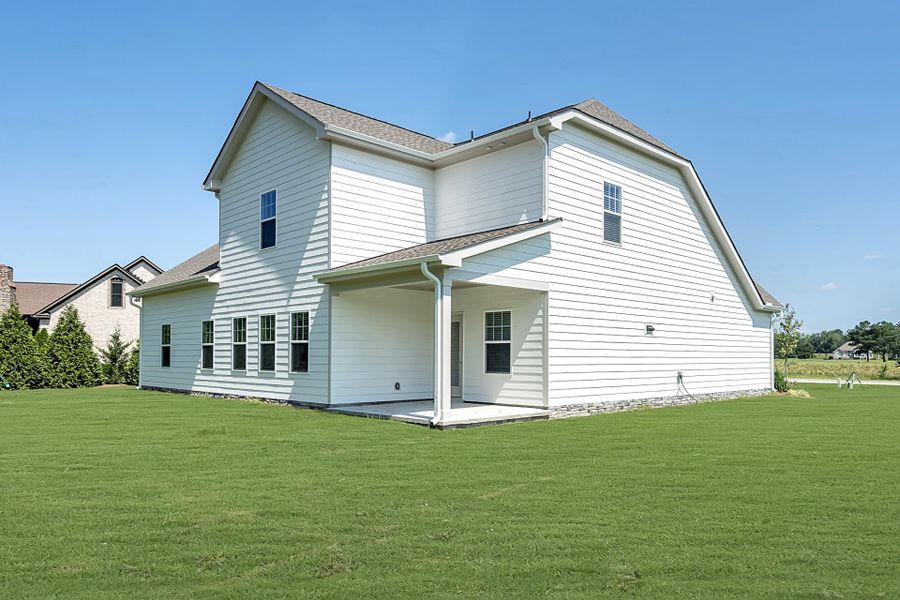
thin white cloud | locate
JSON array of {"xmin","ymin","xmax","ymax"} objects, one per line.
[
  {"xmin": 883, "ymin": 307, "xmax": 893, "ymax": 313},
  {"xmin": 438, "ymin": 131, "xmax": 458, "ymax": 143},
  {"xmin": 820, "ymin": 282, "xmax": 839, "ymax": 290},
  {"xmin": 864, "ymin": 253, "xmax": 882, "ymax": 261}
]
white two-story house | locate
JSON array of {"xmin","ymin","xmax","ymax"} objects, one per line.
[{"xmin": 131, "ymin": 82, "xmax": 782, "ymax": 427}]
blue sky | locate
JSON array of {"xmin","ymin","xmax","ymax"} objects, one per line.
[{"xmin": 1, "ymin": 1, "xmax": 897, "ymax": 332}]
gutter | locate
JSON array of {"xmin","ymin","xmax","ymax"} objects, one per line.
[
  {"xmin": 129, "ymin": 272, "xmax": 220, "ymax": 299},
  {"xmin": 420, "ymin": 262, "xmax": 445, "ymax": 426}
]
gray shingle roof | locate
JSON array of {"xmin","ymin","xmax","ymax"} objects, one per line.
[
  {"xmin": 329, "ymin": 219, "xmax": 560, "ymax": 273},
  {"xmin": 262, "ymin": 83, "xmax": 678, "ymax": 157},
  {"xmin": 754, "ymin": 282, "xmax": 783, "ymax": 309},
  {"xmin": 263, "ymin": 84, "xmax": 454, "ymax": 155},
  {"xmin": 13, "ymin": 282, "xmax": 78, "ymax": 316},
  {"xmin": 133, "ymin": 244, "xmax": 220, "ymax": 294}
]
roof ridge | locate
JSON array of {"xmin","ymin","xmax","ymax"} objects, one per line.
[{"xmin": 262, "ymin": 83, "xmax": 451, "ymax": 147}]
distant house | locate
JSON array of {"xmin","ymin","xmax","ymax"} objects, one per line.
[
  {"xmin": 0, "ymin": 258, "xmax": 162, "ymax": 349},
  {"xmin": 832, "ymin": 342, "xmax": 871, "ymax": 360}
]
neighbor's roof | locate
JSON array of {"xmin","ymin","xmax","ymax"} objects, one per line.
[
  {"xmin": 836, "ymin": 341, "xmax": 859, "ymax": 352},
  {"xmin": 261, "ymin": 83, "xmax": 677, "ymax": 157},
  {"xmin": 329, "ymin": 219, "xmax": 561, "ymax": 273},
  {"xmin": 754, "ymin": 283, "xmax": 783, "ymax": 309},
  {"xmin": 132, "ymin": 244, "xmax": 220, "ymax": 294},
  {"xmin": 13, "ymin": 282, "xmax": 78, "ymax": 316}
]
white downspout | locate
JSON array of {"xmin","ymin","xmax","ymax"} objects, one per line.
[
  {"xmin": 532, "ymin": 125, "xmax": 549, "ymax": 221},
  {"xmin": 129, "ymin": 295, "xmax": 143, "ymax": 389},
  {"xmin": 420, "ymin": 262, "xmax": 444, "ymax": 426}
]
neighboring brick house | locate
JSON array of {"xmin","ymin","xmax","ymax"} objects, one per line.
[{"xmin": 0, "ymin": 257, "xmax": 163, "ymax": 349}]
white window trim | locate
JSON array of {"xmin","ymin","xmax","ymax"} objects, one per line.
[
  {"xmin": 110, "ymin": 276, "xmax": 125, "ymax": 308},
  {"xmin": 290, "ymin": 311, "xmax": 310, "ymax": 374},
  {"xmin": 483, "ymin": 309, "xmax": 512, "ymax": 375},
  {"xmin": 259, "ymin": 189, "xmax": 277, "ymax": 250},
  {"xmin": 232, "ymin": 317, "xmax": 247, "ymax": 372},
  {"xmin": 258, "ymin": 314, "xmax": 276, "ymax": 372},
  {"xmin": 161, "ymin": 324, "xmax": 171, "ymax": 368},
  {"xmin": 602, "ymin": 181, "xmax": 623, "ymax": 246},
  {"xmin": 201, "ymin": 320, "xmax": 214, "ymax": 370}
]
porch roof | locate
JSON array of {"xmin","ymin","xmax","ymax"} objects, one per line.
[{"xmin": 317, "ymin": 218, "xmax": 562, "ymax": 283}]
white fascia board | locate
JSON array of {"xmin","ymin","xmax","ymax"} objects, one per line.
[
  {"xmin": 315, "ymin": 256, "xmax": 441, "ymax": 283},
  {"xmin": 554, "ymin": 111, "xmax": 768, "ymax": 311},
  {"xmin": 439, "ymin": 219, "xmax": 562, "ymax": 265},
  {"xmin": 430, "ymin": 118, "xmax": 555, "ymax": 163},
  {"xmin": 129, "ymin": 274, "xmax": 219, "ymax": 298},
  {"xmin": 449, "ymin": 269, "xmax": 549, "ymax": 292}
]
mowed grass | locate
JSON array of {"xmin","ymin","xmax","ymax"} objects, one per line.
[
  {"xmin": 1, "ymin": 386, "xmax": 898, "ymax": 599},
  {"xmin": 781, "ymin": 358, "xmax": 900, "ymax": 380}
]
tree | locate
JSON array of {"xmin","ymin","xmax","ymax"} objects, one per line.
[
  {"xmin": 807, "ymin": 329, "xmax": 847, "ymax": 354},
  {"xmin": 98, "ymin": 327, "xmax": 132, "ymax": 384},
  {"xmin": 123, "ymin": 341, "xmax": 140, "ymax": 386},
  {"xmin": 848, "ymin": 321, "xmax": 876, "ymax": 362},
  {"xmin": 871, "ymin": 321, "xmax": 900, "ymax": 362},
  {"xmin": 0, "ymin": 304, "xmax": 47, "ymax": 389},
  {"xmin": 47, "ymin": 306, "xmax": 103, "ymax": 388},
  {"xmin": 795, "ymin": 336, "xmax": 815, "ymax": 359},
  {"xmin": 775, "ymin": 304, "xmax": 803, "ymax": 382}
]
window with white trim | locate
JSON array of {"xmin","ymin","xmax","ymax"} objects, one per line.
[
  {"xmin": 290, "ymin": 312, "xmax": 309, "ymax": 373},
  {"xmin": 110, "ymin": 277, "xmax": 124, "ymax": 307},
  {"xmin": 201, "ymin": 320, "xmax": 214, "ymax": 369},
  {"xmin": 232, "ymin": 317, "xmax": 247, "ymax": 371},
  {"xmin": 161, "ymin": 324, "xmax": 171, "ymax": 368},
  {"xmin": 260, "ymin": 190, "xmax": 277, "ymax": 249},
  {"xmin": 603, "ymin": 181, "xmax": 622, "ymax": 244},
  {"xmin": 259, "ymin": 314, "xmax": 276, "ymax": 372},
  {"xmin": 484, "ymin": 311, "xmax": 511, "ymax": 374}
]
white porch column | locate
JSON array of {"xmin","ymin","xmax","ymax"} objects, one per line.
[{"xmin": 438, "ymin": 276, "xmax": 453, "ymax": 420}]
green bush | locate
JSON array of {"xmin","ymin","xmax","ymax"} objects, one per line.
[
  {"xmin": 46, "ymin": 306, "xmax": 103, "ymax": 388},
  {"xmin": 0, "ymin": 304, "xmax": 47, "ymax": 389},
  {"xmin": 123, "ymin": 341, "xmax": 140, "ymax": 386},
  {"xmin": 99, "ymin": 327, "xmax": 132, "ymax": 384},
  {"xmin": 774, "ymin": 369, "xmax": 789, "ymax": 393}
]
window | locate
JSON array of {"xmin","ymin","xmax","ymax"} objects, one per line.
[
  {"xmin": 110, "ymin": 277, "xmax": 124, "ymax": 307},
  {"xmin": 201, "ymin": 320, "xmax": 214, "ymax": 369},
  {"xmin": 161, "ymin": 324, "xmax": 171, "ymax": 368},
  {"xmin": 485, "ymin": 311, "xmax": 511, "ymax": 374},
  {"xmin": 259, "ymin": 314, "xmax": 276, "ymax": 372},
  {"xmin": 290, "ymin": 312, "xmax": 309, "ymax": 373},
  {"xmin": 232, "ymin": 317, "xmax": 247, "ymax": 371},
  {"xmin": 603, "ymin": 181, "xmax": 622, "ymax": 244},
  {"xmin": 260, "ymin": 190, "xmax": 277, "ymax": 249}
]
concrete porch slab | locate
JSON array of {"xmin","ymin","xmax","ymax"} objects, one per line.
[{"xmin": 325, "ymin": 399, "xmax": 549, "ymax": 428}]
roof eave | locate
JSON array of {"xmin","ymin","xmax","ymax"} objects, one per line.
[{"xmin": 130, "ymin": 271, "xmax": 220, "ymax": 298}]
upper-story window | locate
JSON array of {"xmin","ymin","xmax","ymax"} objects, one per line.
[
  {"xmin": 260, "ymin": 190, "xmax": 277, "ymax": 249},
  {"xmin": 603, "ymin": 182, "xmax": 622, "ymax": 244},
  {"xmin": 110, "ymin": 277, "xmax": 124, "ymax": 307}
]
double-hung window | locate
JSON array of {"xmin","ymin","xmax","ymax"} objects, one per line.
[
  {"xmin": 259, "ymin": 314, "xmax": 276, "ymax": 372},
  {"xmin": 290, "ymin": 312, "xmax": 309, "ymax": 373},
  {"xmin": 110, "ymin": 277, "xmax": 124, "ymax": 307},
  {"xmin": 232, "ymin": 317, "xmax": 247, "ymax": 371},
  {"xmin": 260, "ymin": 190, "xmax": 277, "ymax": 249},
  {"xmin": 484, "ymin": 311, "xmax": 511, "ymax": 374},
  {"xmin": 161, "ymin": 324, "xmax": 171, "ymax": 368},
  {"xmin": 603, "ymin": 182, "xmax": 622, "ymax": 244},
  {"xmin": 201, "ymin": 320, "xmax": 214, "ymax": 369}
]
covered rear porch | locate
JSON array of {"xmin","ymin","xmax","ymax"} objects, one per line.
[{"xmin": 316, "ymin": 221, "xmax": 559, "ymax": 427}]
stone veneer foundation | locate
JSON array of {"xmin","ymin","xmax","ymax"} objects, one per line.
[{"xmin": 548, "ymin": 388, "xmax": 772, "ymax": 419}]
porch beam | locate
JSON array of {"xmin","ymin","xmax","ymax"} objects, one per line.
[{"xmin": 447, "ymin": 269, "xmax": 549, "ymax": 292}]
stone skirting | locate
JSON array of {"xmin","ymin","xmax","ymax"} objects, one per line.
[
  {"xmin": 548, "ymin": 388, "xmax": 771, "ymax": 419},
  {"xmin": 138, "ymin": 385, "xmax": 327, "ymax": 409}
]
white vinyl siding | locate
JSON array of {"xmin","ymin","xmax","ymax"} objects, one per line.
[
  {"xmin": 457, "ymin": 121, "xmax": 772, "ymax": 406},
  {"xmin": 434, "ymin": 140, "xmax": 543, "ymax": 239},
  {"xmin": 141, "ymin": 98, "xmax": 329, "ymax": 404},
  {"xmin": 330, "ymin": 144, "xmax": 432, "ymax": 267}
]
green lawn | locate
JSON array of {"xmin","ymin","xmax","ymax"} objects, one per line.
[
  {"xmin": 1, "ymin": 386, "xmax": 897, "ymax": 599},
  {"xmin": 781, "ymin": 358, "xmax": 900, "ymax": 380}
]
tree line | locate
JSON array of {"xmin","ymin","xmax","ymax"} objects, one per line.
[
  {"xmin": 775, "ymin": 313, "xmax": 900, "ymax": 362},
  {"xmin": 0, "ymin": 303, "xmax": 139, "ymax": 389}
]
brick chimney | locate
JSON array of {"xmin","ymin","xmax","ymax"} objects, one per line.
[{"xmin": 0, "ymin": 265, "xmax": 16, "ymax": 315}]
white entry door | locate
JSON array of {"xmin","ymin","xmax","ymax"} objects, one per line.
[{"xmin": 450, "ymin": 320, "xmax": 462, "ymax": 398}]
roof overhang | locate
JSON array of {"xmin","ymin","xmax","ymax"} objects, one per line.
[
  {"xmin": 129, "ymin": 271, "xmax": 221, "ymax": 299},
  {"xmin": 316, "ymin": 219, "xmax": 562, "ymax": 285}
]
